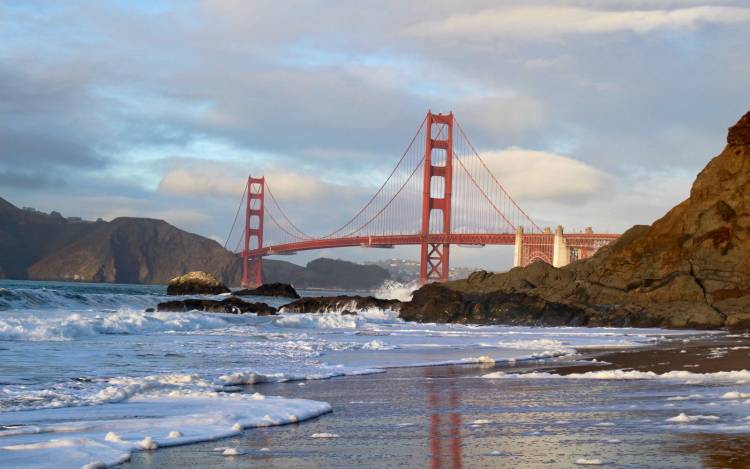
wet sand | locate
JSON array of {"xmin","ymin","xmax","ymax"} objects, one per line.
[
  {"xmin": 545, "ymin": 332, "xmax": 750, "ymax": 375},
  {"xmin": 124, "ymin": 332, "xmax": 750, "ymax": 469}
]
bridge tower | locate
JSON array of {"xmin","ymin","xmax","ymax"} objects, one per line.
[
  {"xmin": 241, "ymin": 176, "xmax": 264, "ymax": 288},
  {"xmin": 419, "ymin": 111, "xmax": 453, "ymax": 284}
]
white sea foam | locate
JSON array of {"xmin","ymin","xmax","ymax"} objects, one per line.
[
  {"xmin": 495, "ymin": 338, "xmax": 569, "ymax": 350},
  {"xmin": 273, "ymin": 308, "xmax": 400, "ymax": 330},
  {"xmin": 575, "ymin": 458, "xmax": 604, "ymax": 466},
  {"xmin": 373, "ymin": 280, "xmax": 419, "ymax": 301},
  {"xmin": 666, "ymin": 413, "xmax": 721, "ymax": 423},
  {"xmin": 273, "ymin": 312, "xmax": 362, "ymax": 329},
  {"xmin": 0, "ymin": 393, "xmax": 331, "ymax": 469},
  {"xmin": 482, "ymin": 369, "xmax": 750, "ymax": 382},
  {"xmin": 0, "ymin": 310, "xmax": 236, "ymax": 341}
]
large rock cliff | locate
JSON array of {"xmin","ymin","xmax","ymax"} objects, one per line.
[
  {"xmin": 0, "ymin": 200, "xmax": 389, "ymax": 288},
  {"xmin": 402, "ymin": 111, "xmax": 750, "ymax": 330}
]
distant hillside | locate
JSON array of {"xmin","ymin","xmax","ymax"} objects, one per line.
[{"xmin": 0, "ymin": 198, "xmax": 389, "ymax": 289}]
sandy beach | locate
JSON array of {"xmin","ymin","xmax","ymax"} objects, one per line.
[{"xmin": 123, "ymin": 332, "xmax": 750, "ymax": 469}]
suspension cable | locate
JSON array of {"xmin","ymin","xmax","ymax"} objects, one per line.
[
  {"xmin": 320, "ymin": 115, "xmax": 428, "ymax": 238},
  {"xmin": 223, "ymin": 180, "xmax": 247, "ymax": 249},
  {"xmin": 454, "ymin": 117, "xmax": 543, "ymax": 233},
  {"xmin": 264, "ymin": 181, "xmax": 312, "ymax": 239}
]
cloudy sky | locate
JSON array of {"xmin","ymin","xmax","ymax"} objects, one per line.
[{"xmin": 2, "ymin": 0, "xmax": 749, "ymax": 270}]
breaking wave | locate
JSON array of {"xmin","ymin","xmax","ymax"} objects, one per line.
[
  {"xmin": 0, "ymin": 286, "xmax": 166, "ymax": 311},
  {"xmin": 0, "ymin": 310, "xmax": 240, "ymax": 341}
]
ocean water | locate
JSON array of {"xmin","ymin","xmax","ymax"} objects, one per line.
[{"xmin": 0, "ymin": 280, "xmax": 719, "ymax": 468}]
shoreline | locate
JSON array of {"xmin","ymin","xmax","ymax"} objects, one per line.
[{"xmin": 123, "ymin": 330, "xmax": 750, "ymax": 468}]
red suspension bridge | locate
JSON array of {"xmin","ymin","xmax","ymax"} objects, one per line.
[{"xmin": 224, "ymin": 111, "xmax": 620, "ymax": 287}]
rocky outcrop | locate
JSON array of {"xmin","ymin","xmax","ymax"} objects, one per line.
[
  {"xmin": 281, "ymin": 295, "xmax": 401, "ymax": 314},
  {"xmin": 400, "ymin": 282, "xmax": 589, "ymax": 326},
  {"xmin": 166, "ymin": 271, "xmax": 230, "ymax": 295},
  {"xmin": 156, "ymin": 297, "xmax": 276, "ymax": 315},
  {"xmin": 234, "ymin": 283, "xmax": 300, "ymax": 299},
  {"xmin": 403, "ymin": 110, "xmax": 750, "ymax": 330}
]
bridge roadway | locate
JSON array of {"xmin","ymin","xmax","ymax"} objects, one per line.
[{"xmin": 246, "ymin": 232, "xmax": 621, "ymax": 258}]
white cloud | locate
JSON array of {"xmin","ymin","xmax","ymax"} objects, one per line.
[
  {"xmin": 405, "ymin": 6, "xmax": 750, "ymax": 40},
  {"xmin": 262, "ymin": 170, "xmax": 327, "ymax": 202},
  {"xmin": 157, "ymin": 162, "xmax": 330, "ymax": 202},
  {"xmin": 456, "ymin": 94, "xmax": 546, "ymax": 137},
  {"xmin": 479, "ymin": 148, "xmax": 610, "ymax": 201},
  {"xmin": 157, "ymin": 166, "xmax": 244, "ymax": 199}
]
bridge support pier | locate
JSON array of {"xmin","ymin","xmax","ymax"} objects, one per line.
[
  {"xmin": 513, "ymin": 227, "xmax": 524, "ymax": 267},
  {"xmin": 241, "ymin": 176, "xmax": 265, "ymax": 288},
  {"xmin": 420, "ymin": 111, "xmax": 453, "ymax": 284},
  {"xmin": 552, "ymin": 225, "xmax": 570, "ymax": 268}
]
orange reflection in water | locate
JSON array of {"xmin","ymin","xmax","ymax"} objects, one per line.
[{"xmin": 426, "ymin": 368, "xmax": 463, "ymax": 469}]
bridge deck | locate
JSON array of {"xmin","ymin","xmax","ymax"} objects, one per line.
[{"xmin": 245, "ymin": 233, "xmax": 620, "ymax": 257}]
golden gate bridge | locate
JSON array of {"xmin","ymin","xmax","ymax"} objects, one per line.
[{"xmin": 224, "ymin": 111, "xmax": 619, "ymax": 287}]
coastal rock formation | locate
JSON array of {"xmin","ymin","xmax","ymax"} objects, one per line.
[
  {"xmin": 234, "ymin": 283, "xmax": 300, "ymax": 299},
  {"xmin": 166, "ymin": 271, "xmax": 230, "ymax": 295},
  {"xmin": 156, "ymin": 297, "xmax": 277, "ymax": 315},
  {"xmin": 280, "ymin": 295, "xmax": 401, "ymax": 314},
  {"xmin": 402, "ymin": 110, "xmax": 750, "ymax": 330}
]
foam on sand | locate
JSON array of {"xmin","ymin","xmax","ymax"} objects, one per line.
[
  {"xmin": 575, "ymin": 458, "xmax": 604, "ymax": 465},
  {"xmin": 0, "ymin": 392, "xmax": 331, "ymax": 469},
  {"xmin": 666, "ymin": 413, "xmax": 720, "ymax": 423},
  {"xmin": 482, "ymin": 369, "xmax": 750, "ymax": 382}
]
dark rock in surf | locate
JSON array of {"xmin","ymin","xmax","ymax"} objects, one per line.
[
  {"xmin": 280, "ymin": 295, "xmax": 401, "ymax": 314},
  {"xmin": 234, "ymin": 282, "xmax": 300, "ymax": 299},
  {"xmin": 157, "ymin": 296, "xmax": 276, "ymax": 315},
  {"xmin": 400, "ymin": 282, "xmax": 588, "ymax": 326}
]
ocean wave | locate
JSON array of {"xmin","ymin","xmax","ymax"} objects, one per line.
[
  {"xmin": 0, "ymin": 310, "xmax": 238, "ymax": 341},
  {"xmin": 373, "ymin": 280, "xmax": 419, "ymax": 301},
  {"xmin": 0, "ymin": 286, "xmax": 165, "ymax": 311},
  {"xmin": 273, "ymin": 308, "xmax": 401, "ymax": 329}
]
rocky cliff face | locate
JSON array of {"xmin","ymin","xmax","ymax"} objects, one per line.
[
  {"xmin": 24, "ymin": 217, "xmax": 242, "ymax": 284},
  {"xmin": 0, "ymin": 200, "xmax": 389, "ymax": 289},
  {"xmin": 402, "ymin": 111, "xmax": 750, "ymax": 330}
]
